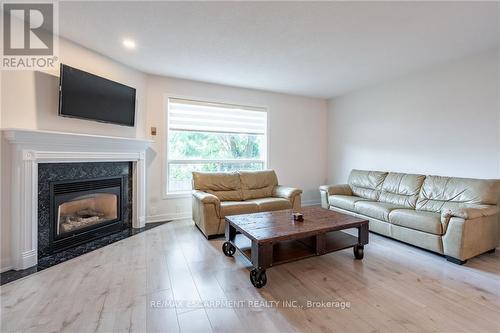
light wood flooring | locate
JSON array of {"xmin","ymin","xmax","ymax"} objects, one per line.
[{"xmin": 1, "ymin": 219, "xmax": 499, "ymax": 333}]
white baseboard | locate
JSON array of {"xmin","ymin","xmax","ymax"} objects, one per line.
[
  {"xmin": 1, "ymin": 257, "xmax": 13, "ymax": 273},
  {"xmin": 147, "ymin": 212, "xmax": 191, "ymax": 223},
  {"xmin": 302, "ymin": 200, "xmax": 320, "ymax": 206},
  {"xmin": 146, "ymin": 202, "xmax": 320, "ymax": 224},
  {"xmin": 1, "ymin": 250, "xmax": 36, "ymax": 272},
  {"xmin": 1, "ymin": 266, "xmax": 12, "ymax": 273}
]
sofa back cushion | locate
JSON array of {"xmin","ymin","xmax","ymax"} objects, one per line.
[
  {"xmin": 379, "ymin": 172, "xmax": 425, "ymax": 208},
  {"xmin": 416, "ymin": 175, "xmax": 499, "ymax": 213},
  {"xmin": 348, "ymin": 169, "xmax": 388, "ymax": 200},
  {"xmin": 239, "ymin": 170, "xmax": 278, "ymax": 200},
  {"xmin": 192, "ymin": 171, "xmax": 243, "ymax": 201}
]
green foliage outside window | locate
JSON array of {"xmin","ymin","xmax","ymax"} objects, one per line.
[
  {"xmin": 168, "ymin": 131, "xmax": 263, "ymax": 160},
  {"xmin": 167, "ymin": 131, "xmax": 265, "ymax": 191}
]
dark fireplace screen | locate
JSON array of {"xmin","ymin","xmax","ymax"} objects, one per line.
[{"xmin": 50, "ymin": 177, "xmax": 125, "ymax": 252}]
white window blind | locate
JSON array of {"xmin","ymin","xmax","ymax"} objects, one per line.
[
  {"xmin": 168, "ymin": 98, "xmax": 267, "ymax": 135},
  {"xmin": 166, "ymin": 98, "xmax": 267, "ymax": 193}
]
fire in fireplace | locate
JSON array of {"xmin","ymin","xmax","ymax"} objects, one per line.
[
  {"xmin": 49, "ymin": 177, "xmax": 127, "ymax": 252},
  {"xmin": 57, "ymin": 193, "xmax": 118, "ymax": 234}
]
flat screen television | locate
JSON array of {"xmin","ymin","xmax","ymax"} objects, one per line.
[{"xmin": 59, "ymin": 64, "xmax": 136, "ymax": 127}]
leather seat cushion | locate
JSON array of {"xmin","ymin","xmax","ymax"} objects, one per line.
[
  {"xmin": 248, "ymin": 197, "xmax": 292, "ymax": 211},
  {"xmin": 220, "ymin": 201, "xmax": 259, "ymax": 217},
  {"xmin": 389, "ymin": 209, "xmax": 443, "ymax": 235},
  {"xmin": 354, "ymin": 201, "xmax": 404, "ymax": 222},
  {"xmin": 328, "ymin": 195, "xmax": 371, "ymax": 211}
]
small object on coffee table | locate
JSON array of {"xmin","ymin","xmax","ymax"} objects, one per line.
[
  {"xmin": 292, "ymin": 212, "xmax": 304, "ymax": 222},
  {"xmin": 223, "ymin": 206, "xmax": 369, "ymax": 288}
]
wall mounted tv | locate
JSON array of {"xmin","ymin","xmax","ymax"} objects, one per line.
[{"xmin": 59, "ymin": 64, "xmax": 136, "ymax": 127}]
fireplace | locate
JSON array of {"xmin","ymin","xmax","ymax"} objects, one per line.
[
  {"xmin": 3, "ymin": 129, "xmax": 150, "ymax": 271},
  {"xmin": 48, "ymin": 176, "xmax": 127, "ymax": 253}
]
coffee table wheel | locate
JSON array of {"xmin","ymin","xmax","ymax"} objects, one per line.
[
  {"xmin": 354, "ymin": 245, "xmax": 364, "ymax": 260},
  {"xmin": 222, "ymin": 242, "xmax": 236, "ymax": 257},
  {"xmin": 250, "ymin": 268, "xmax": 267, "ymax": 288}
]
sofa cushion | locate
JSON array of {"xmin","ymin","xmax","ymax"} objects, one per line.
[
  {"xmin": 192, "ymin": 171, "xmax": 243, "ymax": 201},
  {"xmin": 379, "ymin": 172, "xmax": 425, "ymax": 208},
  {"xmin": 328, "ymin": 195, "xmax": 371, "ymax": 211},
  {"xmin": 248, "ymin": 197, "xmax": 292, "ymax": 211},
  {"xmin": 389, "ymin": 209, "xmax": 443, "ymax": 235},
  {"xmin": 354, "ymin": 201, "xmax": 404, "ymax": 222},
  {"xmin": 220, "ymin": 201, "xmax": 259, "ymax": 217},
  {"xmin": 239, "ymin": 170, "xmax": 278, "ymax": 200},
  {"xmin": 348, "ymin": 169, "xmax": 388, "ymax": 200},
  {"xmin": 416, "ymin": 176, "xmax": 499, "ymax": 213}
]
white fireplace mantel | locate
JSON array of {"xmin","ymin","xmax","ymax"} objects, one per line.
[{"xmin": 2, "ymin": 129, "xmax": 153, "ymax": 270}]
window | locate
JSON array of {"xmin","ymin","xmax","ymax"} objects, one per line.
[{"xmin": 166, "ymin": 98, "xmax": 267, "ymax": 193}]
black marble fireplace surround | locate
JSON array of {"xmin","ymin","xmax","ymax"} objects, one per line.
[{"xmin": 38, "ymin": 162, "xmax": 133, "ymax": 258}]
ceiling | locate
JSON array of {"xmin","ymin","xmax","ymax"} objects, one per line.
[{"xmin": 59, "ymin": 1, "xmax": 500, "ymax": 99}]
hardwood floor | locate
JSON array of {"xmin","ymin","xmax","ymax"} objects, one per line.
[{"xmin": 1, "ymin": 219, "xmax": 499, "ymax": 333}]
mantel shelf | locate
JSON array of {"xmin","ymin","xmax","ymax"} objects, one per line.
[{"xmin": 2, "ymin": 128, "xmax": 154, "ymax": 149}]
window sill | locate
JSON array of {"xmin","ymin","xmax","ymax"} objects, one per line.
[{"xmin": 164, "ymin": 192, "xmax": 192, "ymax": 199}]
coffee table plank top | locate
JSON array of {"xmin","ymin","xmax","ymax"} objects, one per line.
[{"xmin": 225, "ymin": 206, "xmax": 368, "ymax": 243}]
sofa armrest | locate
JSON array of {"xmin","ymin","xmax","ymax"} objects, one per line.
[
  {"xmin": 273, "ymin": 185, "xmax": 302, "ymax": 199},
  {"xmin": 192, "ymin": 191, "xmax": 222, "ymax": 238},
  {"xmin": 442, "ymin": 205, "xmax": 499, "ymax": 221},
  {"xmin": 192, "ymin": 190, "xmax": 220, "ymax": 205},
  {"xmin": 443, "ymin": 214, "xmax": 500, "ymax": 261},
  {"xmin": 273, "ymin": 185, "xmax": 302, "ymax": 211},
  {"xmin": 319, "ymin": 184, "xmax": 352, "ymax": 196}
]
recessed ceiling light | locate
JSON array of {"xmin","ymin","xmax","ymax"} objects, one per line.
[{"xmin": 122, "ymin": 39, "xmax": 136, "ymax": 49}]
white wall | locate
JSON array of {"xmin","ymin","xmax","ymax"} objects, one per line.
[
  {"xmin": 145, "ymin": 75, "xmax": 328, "ymax": 221},
  {"xmin": 327, "ymin": 49, "xmax": 500, "ymax": 183},
  {"xmin": 1, "ymin": 38, "xmax": 147, "ymax": 138}
]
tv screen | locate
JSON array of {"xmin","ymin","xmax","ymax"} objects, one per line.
[{"xmin": 59, "ymin": 64, "xmax": 136, "ymax": 127}]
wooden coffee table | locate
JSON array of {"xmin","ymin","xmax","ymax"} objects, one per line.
[{"xmin": 222, "ymin": 206, "xmax": 369, "ymax": 288}]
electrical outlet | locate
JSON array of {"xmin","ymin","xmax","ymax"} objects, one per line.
[{"xmin": 150, "ymin": 205, "xmax": 157, "ymax": 215}]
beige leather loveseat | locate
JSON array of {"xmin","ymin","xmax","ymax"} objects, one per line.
[
  {"xmin": 320, "ymin": 170, "xmax": 499, "ymax": 264},
  {"xmin": 192, "ymin": 170, "xmax": 302, "ymax": 238}
]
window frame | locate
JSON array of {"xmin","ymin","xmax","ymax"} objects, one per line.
[{"xmin": 163, "ymin": 94, "xmax": 269, "ymax": 198}]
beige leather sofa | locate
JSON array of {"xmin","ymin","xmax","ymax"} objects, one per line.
[
  {"xmin": 192, "ymin": 170, "xmax": 302, "ymax": 238},
  {"xmin": 320, "ymin": 170, "xmax": 499, "ymax": 264}
]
